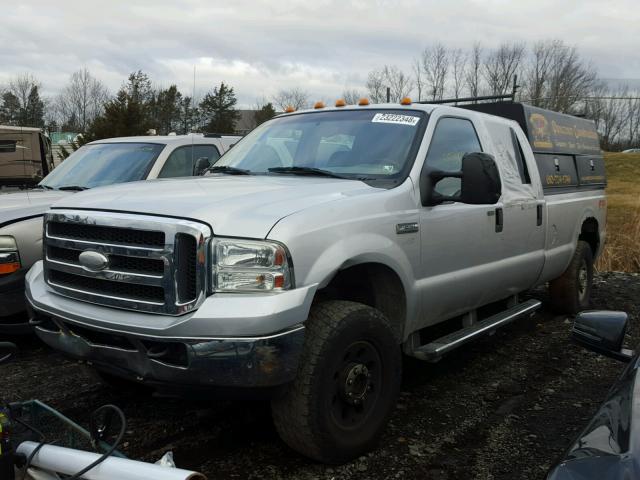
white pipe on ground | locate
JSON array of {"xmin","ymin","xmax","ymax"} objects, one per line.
[{"xmin": 17, "ymin": 442, "xmax": 206, "ymax": 480}]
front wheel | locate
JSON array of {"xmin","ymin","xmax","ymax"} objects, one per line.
[
  {"xmin": 549, "ymin": 240, "xmax": 594, "ymax": 314},
  {"xmin": 271, "ymin": 300, "xmax": 401, "ymax": 464}
]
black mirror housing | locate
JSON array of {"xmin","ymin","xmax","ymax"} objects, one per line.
[
  {"xmin": 420, "ymin": 152, "xmax": 501, "ymax": 206},
  {"xmin": 573, "ymin": 311, "xmax": 634, "ymax": 362},
  {"xmin": 194, "ymin": 157, "xmax": 210, "ymax": 176},
  {"xmin": 460, "ymin": 152, "xmax": 501, "ymax": 205}
]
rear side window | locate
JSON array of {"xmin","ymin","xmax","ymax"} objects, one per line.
[
  {"xmin": 511, "ymin": 129, "xmax": 531, "ymax": 184},
  {"xmin": 425, "ymin": 117, "xmax": 482, "ymax": 196},
  {"xmin": 0, "ymin": 140, "xmax": 17, "ymax": 153}
]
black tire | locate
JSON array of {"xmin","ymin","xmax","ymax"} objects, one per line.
[
  {"xmin": 549, "ymin": 240, "xmax": 593, "ymax": 314},
  {"xmin": 271, "ymin": 300, "xmax": 401, "ymax": 464}
]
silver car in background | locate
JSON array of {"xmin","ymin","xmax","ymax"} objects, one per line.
[{"xmin": 0, "ymin": 134, "xmax": 239, "ymax": 333}]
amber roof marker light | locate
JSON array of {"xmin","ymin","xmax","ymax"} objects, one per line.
[
  {"xmin": 335, "ymin": 99, "xmax": 346, "ymax": 107},
  {"xmin": 314, "ymin": 101, "xmax": 325, "ymax": 109},
  {"xmin": 284, "ymin": 106, "xmax": 296, "ymax": 113},
  {"xmin": 400, "ymin": 97, "xmax": 412, "ymax": 105},
  {"xmin": 358, "ymin": 98, "xmax": 370, "ymax": 106}
]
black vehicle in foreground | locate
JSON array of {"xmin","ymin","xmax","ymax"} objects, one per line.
[{"xmin": 547, "ymin": 311, "xmax": 639, "ymax": 479}]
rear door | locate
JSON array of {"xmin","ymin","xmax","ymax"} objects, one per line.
[{"xmin": 484, "ymin": 121, "xmax": 546, "ymax": 291}]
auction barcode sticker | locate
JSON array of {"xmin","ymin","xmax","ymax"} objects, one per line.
[{"xmin": 372, "ymin": 113, "xmax": 420, "ymax": 126}]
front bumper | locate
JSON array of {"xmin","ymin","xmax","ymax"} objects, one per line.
[
  {"xmin": 0, "ymin": 269, "xmax": 30, "ymax": 334},
  {"xmin": 26, "ymin": 262, "xmax": 314, "ymax": 388}
]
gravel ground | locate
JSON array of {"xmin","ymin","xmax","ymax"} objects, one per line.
[{"xmin": 2, "ymin": 272, "xmax": 638, "ymax": 479}]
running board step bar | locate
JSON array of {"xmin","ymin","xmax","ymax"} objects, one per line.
[{"xmin": 412, "ymin": 299, "xmax": 542, "ymax": 362}]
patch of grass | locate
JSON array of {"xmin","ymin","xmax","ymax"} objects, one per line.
[{"xmin": 597, "ymin": 152, "xmax": 640, "ymax": 272}]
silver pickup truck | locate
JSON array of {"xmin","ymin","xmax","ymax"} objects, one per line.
[
  {"xmin": 25, "ymin": 101, "xmax": 606, "ymax": 463},
  {"xmin": 0, "ymin": 134, "xmax": 239, "ymax": 333}
]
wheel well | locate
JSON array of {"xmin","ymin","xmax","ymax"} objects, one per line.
[
  {"xmin": 579, "ymin": 217, "xmax": 599, "ymax": 257},
  {"xmin": 315, "ymin": 263, "xmax": 407, "ymax": 342}
]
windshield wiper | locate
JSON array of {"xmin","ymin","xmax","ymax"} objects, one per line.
[
  {"xmin": 268, "ymin": 166, "xmax": 348, "ymax": 179},
  {"xmin": 205, "ymin": 165, "xmax": 251, "ymax": 175},
  {"xmin": 57, "ymin": 185, "xmax": 89, "ymax": 191}
]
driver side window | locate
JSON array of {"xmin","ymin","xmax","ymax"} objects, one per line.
[
  {"xmin": 426, "ymin": 117, "xmax": 482, "ymax": 196},
  {"xmin": 158, "ymin": 145, "xmax": 220, "ymax": 178}
]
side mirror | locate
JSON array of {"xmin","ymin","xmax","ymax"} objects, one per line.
[
  {"xmin": 0, "ymin": 342, "xmax": 17, "ymax": 365},
  {"xmin": 193, "ymin": 157, "xmax": 210, "ymax": 176},
  {"xmin": 572, "ymin": 311, "xmax": 634, "ymax": 362},
  {"xmin": 420, "ymin": 152, "xmax": 502, "ymax": 206}
]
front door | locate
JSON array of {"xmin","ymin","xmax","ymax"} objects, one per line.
[{"xmin": 417, "ymin": 116, "xmax": 510, "ymax": 325}]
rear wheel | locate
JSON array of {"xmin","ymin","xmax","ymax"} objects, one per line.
[
  {"xmin": 271, "ymin": 300, "xmax": 401, "ymax": 463},
  {"xmin": 549, "ymin": 240, "xmax": 593, "ymax": 314}
]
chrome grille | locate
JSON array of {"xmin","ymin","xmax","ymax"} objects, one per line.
[{"xmin": 43, "ymin": 210, "xmax": 211, "ymax": 315}]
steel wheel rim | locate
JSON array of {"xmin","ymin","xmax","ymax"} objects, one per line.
[{"xmin": 330, "ymin": 340, "xmax": 382, "ymax": 430}]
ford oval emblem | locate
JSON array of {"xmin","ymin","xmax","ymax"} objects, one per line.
[{"xmin": 78, "ymin": 251, "xmax": 110, "ymax": 272}]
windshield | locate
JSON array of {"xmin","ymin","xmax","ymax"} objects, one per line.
[
  {"xmin": 214, "ymin": 109, "xmax": 427, "ymax": 185},
  {"xmin": 40, "ymin": 143, "xmax": 165, "ymax": 189}
]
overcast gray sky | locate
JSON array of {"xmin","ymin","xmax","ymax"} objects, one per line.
[{"xmin": 2, "ymin": 0, "xmax": 639, "ymax": 107}]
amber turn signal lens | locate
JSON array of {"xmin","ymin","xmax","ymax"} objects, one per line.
[
  {"xmin": 0, "ymin": 262, "xmax": 20, "ymax": 275},
  {"xmin": 358, "ymin": 98, "xmax": 370, "ymax": 106}
]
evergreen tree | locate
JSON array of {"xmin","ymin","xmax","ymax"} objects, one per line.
[
  {"xmin": 58, "ymin": 133, "xmax": 89, "ymax": 160},
  {"xmin": 150, "ymin": 85, "xmax": 182, "ymax": 135},
  {"xmin": 254, "ymin": 102, "xmax": 276, "ymax": 126},
  {"xmin": 87, "ymin": 89, "xmax": 152, "ymax": 140},
  {"xmin": 0, "ymin": 92, "xmax": 20, "ymax": 124},
  {"xmin": 85, "ymin": 71, "xmax": 155, "ymax": 139},
  {"xmin": 177, "ymin": 96, "xmax": 198, "ymax": 134},
  {"xmin": 199, "ymin": 82, "xmax": 240, "ymax": 134},
  {"xmin": 126, "ymin": 71, "xmax": 154, "ymax": 104},
  {"xmin": 23, "ymin": 85, "xmax": 45, "ymax": 127}
]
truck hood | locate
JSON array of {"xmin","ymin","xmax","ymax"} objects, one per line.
[
  {"xmin": 0, "ymin": 190, "xmax": 71, "ymax": 226},
  {"xmin": 50, "ymin": 176, "xmax": 379, "ymax": 238}
]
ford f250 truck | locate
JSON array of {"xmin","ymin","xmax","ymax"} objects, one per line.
[
  {"xmin": 25, "ymin": 101, "xmax": 606, "ymax": 463},
  {"xmin": 0, "ymin": 134, "xmax": 239, "ymax": 333}
]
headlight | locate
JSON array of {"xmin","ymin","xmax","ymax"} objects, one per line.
[
  {"xmin": 0, "ymin": 236, "xmax": 21, "ymax": 275},
  {"xmin": 211, "ymin": 238, "xmax": 293, "ymax": 292}
]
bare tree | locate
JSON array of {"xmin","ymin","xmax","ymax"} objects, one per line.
[
  {"xmin": 450, "ymin": 48, "xmax": 467, "ymax": 99},
  {"xmin": 547, "ymin": 47, "xmax": 599, "ymax": 113},
  {"xmin": 413, "ymin": 57, "xmax": 424, "ymax": 101},
  {"xmin": 56, "ymin": 68, "xmax": 110, "ymax": 131},
  {"xmin": 341, "ymin": 89, "xmax": 363, "ymax": 105},
  {"xmin": 366, "ymin": 66, "xmax": 413, "ymax": 103},
  {"xmin": 522, "ymin": 40, "xmax": 599, "ymax": 113},
  {"xmin": 483, "ymin": 42, "xmax": 525, "ymax": 96},
  {"xmin": 465, "ymin": 42, "xmax": 483, "ymax": 98},
  {"xmin": 384, "ymin": 65, "xmax": 414, "ymax": 102},
  {"xmin": 366, "ymin": 69, "xmax": 387, "ymax": 103},
  {"xmin": 8, "ymin": 74, "xmax": 40, "ymax": 111},
  {"xmin": 586, "ymin": 84, "xmax": 631, "ymax": 150},
  {"xmin": 419, "ymin": 43, "xmax": 449, "ymax": 101},
  {"xmin": 627, "ymin": 94, "xmax": 640, "ymax": 147},
  {"xmin": 3, "ymin": 73, "xmax": 46, "ymax": 127},
  {"xmin": 272, "ymin": 88, "xmax": 310, "ymax": 111},
  {"xmin": 524, "ymin": 40, "xmax": 558, "ymax": 107}
]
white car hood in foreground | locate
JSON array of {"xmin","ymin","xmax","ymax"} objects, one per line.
[
  {"xmin": 0, "ymin": 190, "xmax": 70, "ymax": 226},
  {"xmin": 50, "ymin": 176, "xmax": 378, "ymax": 238}
]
